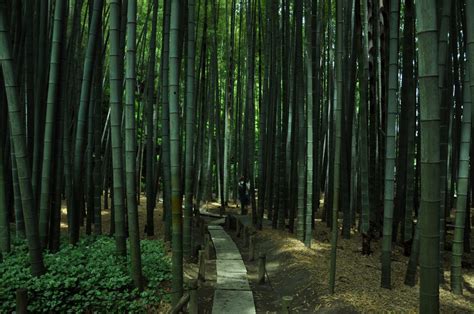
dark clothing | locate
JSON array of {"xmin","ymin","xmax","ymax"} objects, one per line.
[
  {"xmin": 238, "ymin": 179, "xmax": 249, "ymax": 215},
  {"xmin": 238, "ymin": 180, "xmax": 248, "ymax": 206}
]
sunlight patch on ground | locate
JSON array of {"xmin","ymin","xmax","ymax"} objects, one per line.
[
  {"xmin": 58, "ymin": 195, "xmax": 167, "ymax": 240},
  {"xmin": 59, "ymin": 203, "xmax": 111, "ymax": 230}
]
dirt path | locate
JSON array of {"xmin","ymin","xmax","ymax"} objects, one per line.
[
  {"xmin": 203, "ymin": 203, "xmax": 474, "ymax": 313},
  {"xmin": 244, "ymin": 223, "xmax": 474, "ymax": 312}
]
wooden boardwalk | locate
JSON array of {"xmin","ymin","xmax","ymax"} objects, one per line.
[{"xmin": 208, "ymin": 225, "xmax": 256, "ymax": 314}]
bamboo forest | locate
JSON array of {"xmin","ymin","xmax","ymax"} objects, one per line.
[{"xmin": 1, "ymin": 0, "xmax": 474, "ymax": 312}]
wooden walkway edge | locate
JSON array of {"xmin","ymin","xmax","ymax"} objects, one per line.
[{"xmin": 208, "ymin": 225, "xmax": 256, "ymax": 314}]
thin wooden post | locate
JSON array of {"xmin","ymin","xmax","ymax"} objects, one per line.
[
  {"xmin": 170, "ymin": 293, "xmax": 190, "ymax": 314},
  {"xmin": 258, "ymin": 253, "xmax": 266, "ymax": 284},
  {"xmin": 16, "ymin": 288, "xmax": 28, "ymax": 314},
  {"xmin": 198, "ymin": 250, "xmax": 206, "ymax": 281},
  {"xmin": 243, "ymin": 226, "xmax": 250, "ymax": 247},
  {"xmin": 236, "ymin": 220, "xmax": 241, "ymax": 237},
  {"xmin": 193, "ymin": 243, "xmax": 201, "ymax": 257},
  {"xmin": 249, "ymin": 235, "xmax": 255, "ymax": 261},
  {"xmin": 281, "ymin": 295, "xmax": 293, "ymax": 313},
  {"xmin": 188, "ymin": 279, "xmax": 198, "ymax": 314},
  {"xmin": 204, "ymin": 234, "xmax": 211, "ymax": 260},
  {"xmin": 199, "ymin": 219, "xmax": 205, "ymax": 237}
]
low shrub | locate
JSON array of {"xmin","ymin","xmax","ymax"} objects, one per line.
[{"xmin": 0, "ymin": 236, "xmax": 171, "ymax": 312}]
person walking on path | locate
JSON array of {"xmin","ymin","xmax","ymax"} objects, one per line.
[{"xmin": 238, "ymin": 176, "xmax": 249, "ymax": 215}]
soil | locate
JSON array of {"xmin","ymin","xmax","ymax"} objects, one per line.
[
  {"xmin": 59, "ymin": 197, "xmax": 474, "ymax": 313},
  {"xmin": 59, "ymin": 195, "xmax": 167, "ymax": 241},
  {"xmin": 204, "ymin": 202, "xmax": 474, "ymax": 313}
]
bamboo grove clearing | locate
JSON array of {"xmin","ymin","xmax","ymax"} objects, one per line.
[{"xmin": 0, "ymin": 0, "xmax": 473, "ymax": 312}]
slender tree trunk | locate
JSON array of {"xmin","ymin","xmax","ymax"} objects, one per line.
[
  {"xmin": 304, "ymin": 0, "xmax": 314, "ymax": 247},
  {"xmin": 381, "ymin": 0, "xmax": 400, "ymax": 289},
  {"xmin": 49, "ymin": 10, "xmax": 69, "ymax": 250},
  {"xmin": 72, "ymin": 0, "xmax": 104, "ymax": 245},
  {"xmin": 62, "ymin": 0, "xmax": 84, "ymax": 239},
  {"xmin": 11, "ymin": 149, "xmax": 25, "ymax": 239},
  {"xmin": 32, "ymin": 0, "xmax": 49, "ymax": 207},
  {"xmin": 25, "ymin": 0, "xmax": 35, "ymax": 161},
  {"xmin": 450, "ymin": 63, "xmax": 471, "ymax": 295},
  {"xmin": 404, "ymin": 222, "xmax": 420, "ymax": 286},
  {"xmin": 223, "ymin": 0, "xmax": 236, "ymax": 207},
  {"xmin": 0, "ymin": 0, "xmax": 45, "ymax": 276},
  {"xmin": 0, "ymin": 134, "xmax": 10, "ymax": 253},
  {"xmin": 109, "ymin": 0, "xmax": 127, "ymax": 256},
  {"xmin": 329, "ymin": 0, "xmax": 343, "ymax": 295},
  {"xmin": 400, "ymin": 0, "xmax": 416, "ymax": 257},
  {"xmin": 359, "ymin": 0, "xmax": 370, "ymax": 232},
  {"xmin": 340, "ymin": 0, "xmax": 355, "ymax": 240},
  {"xmin": 92, "ymin": 27, "xmax": 104, "ymax": 237},
  {"xmin": 359, "ymin": 0, "xmax": 371, "ymax": 256},
  {"xmin": 184, "ymin": 0, "xmax": 196, "ymax": 257},
  {"xmin": 278, "ymin": 0, "xmax": 290, "ymax": 230},
  {"xmin": 162, "ymin": 0, "xmax": 172, "ymax": 242},
  {"xmin": 438, "ymin": 0, "xmax": 452, "ymax": 283},
  {"xmin": 194, "ymin": 0, "xmax": 208, "ymax": 210},
  {"xmin": 169, "ymin": 0, "xmax": 183, "ymax": 305},
  {"xmin": 125, "ymin": 0, "xmax": 144, "ymax": 291},
  {"xmin": 245, "ymin": 0, "xmax": 257, "ymax": 226},
  {"xmin": 451, "ymin": 0, "xmax": 474, "ymax": 294},
  {"xmin": 417, "ymin": 0, "xmax": 440, "ymax": 310},
  {"xmin": 38, "ymin": 0, "xmax": 66, "ymax": 248},
  {"xmin": 312, "ymin": 0, "xmax": 323, "ymax": 231},
  {"xmin": 145, "ymin": 0, "xmax": 159, "ymax": 237},
  {"xmin": 295, "ymin": 0, "xmax": 305, "ymax": 241}
]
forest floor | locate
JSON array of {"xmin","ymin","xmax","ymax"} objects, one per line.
[
  {"xmin": 203, "ymin": 202, "xmax": 474, "ymax": 313},
  {"xmin": 59, "ymin": 197, "xmax": 474, "ymax": 313},
  {"xmin": 59, "ymin": 195, "xmax": 168, "ymax": 241}
]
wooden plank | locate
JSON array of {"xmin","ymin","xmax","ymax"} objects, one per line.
[{"xmin": 212, "ymin": 290, "xmax": 256, "ymax": 314}]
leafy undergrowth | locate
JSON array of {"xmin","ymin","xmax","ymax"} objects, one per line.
[{"xmin": 0, "ymin": 236, "xmax": 171, "ymax": 312}]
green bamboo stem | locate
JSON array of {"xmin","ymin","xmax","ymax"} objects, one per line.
[
  {"xmin": 0, "ymin": 0, "xmax": 45, "ymax": 276},
  {"xmin": 416, "ymin": 0, "xmax": 440, "ymax": 310}
]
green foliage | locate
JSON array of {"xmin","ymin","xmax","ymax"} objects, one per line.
[{"xmin": 0, "ymin": 236, "xmax": 171, "ymax": 312}]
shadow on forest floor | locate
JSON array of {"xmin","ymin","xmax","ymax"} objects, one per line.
[
  {"xmin": 56, "ymin": 197, "xmax": 474, "ymax": 313},
  {"xmin": 203, "ymin": 202, "xmax": 474, "ymax": 313}
]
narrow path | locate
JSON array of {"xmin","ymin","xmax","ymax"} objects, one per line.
[{"xmin": 208, "ymin": 225, "xmax": 256, "ymax": 314}]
